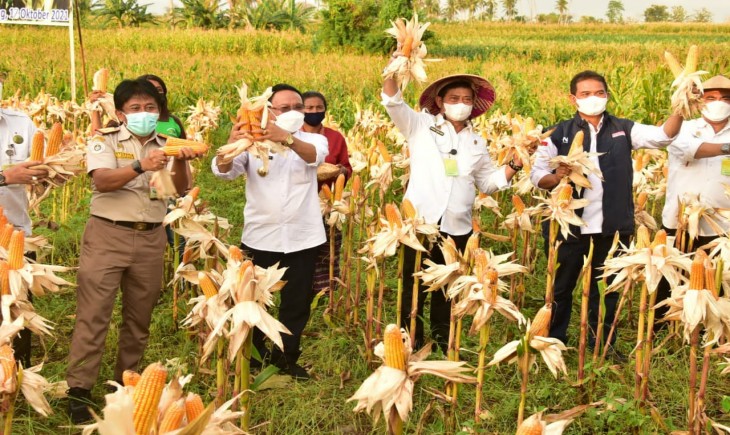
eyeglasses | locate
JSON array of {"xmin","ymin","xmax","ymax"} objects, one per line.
[{"xmin": 271, "ymin": 104, "xmax": 305, "ymax": 113}]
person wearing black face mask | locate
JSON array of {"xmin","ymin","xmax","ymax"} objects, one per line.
[{"xmin": 301, "ymin": 91, "xmax": 352, "ymax": 298}]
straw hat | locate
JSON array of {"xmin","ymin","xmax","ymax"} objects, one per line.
[
  {"xmin": 702, "ymin": 75, "xmax": 730, "ymax": 91},
  {"xmin": 418, "ymin": 74, "xmax": 496, "ymax": 119}
]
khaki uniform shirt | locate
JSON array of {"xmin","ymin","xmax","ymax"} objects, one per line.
[
  {"xmin": 0, "ymin": 109, "xmax": 35, "ymax": 235},
  {"xmin": 86, "ymin": 125, "xmax": 167, "ymax": 223}
]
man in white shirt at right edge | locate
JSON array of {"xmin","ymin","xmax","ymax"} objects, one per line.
[
  {"xmin": 531, "ymin": 70, "xmax": 684, "ymax": 360},
  {"xmin": 655, "ymin": 75, "xmax": 730, "ymax": 327}
]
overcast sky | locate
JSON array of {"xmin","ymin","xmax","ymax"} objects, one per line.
[{"xmin": 147, "ymin": 0, "xmax": 730, "ymax": 23}]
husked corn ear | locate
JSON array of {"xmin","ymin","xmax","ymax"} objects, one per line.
[
  {"xmin": 384, "ymin": 204, "xmax": 402, "ymax": 227},
  {"xmin": 635, "ymin": 225, "xmax": 651, "ymax": 249},
  {"xmin": 161, "ymin": 137, "xmax": 209, "ymax": 156},
  {"xmin": 30, "ymin": 131, "xmax": 45, "ymax": 162},
  {"xmin": 515, "ymin": 413, "xmax": 544, "ymax": 435},
  {"xmin": 184, "ymin": 393, "xmax": 205, "ymax": 423},
  {"xmin": 472, "ymin": 217, "xmax": 481, "ymax": 233},
  {"xmin": 46, "ymin": 122, "xmax": 63, "ymax": 157},
  {"xmin": 0, "ymin": 344, "xmax": 16, "ymax": 387},
  {"xmin": 7, "ymin": 230, "xmax": 25, "ymax": 270},
  {"xmin": 351, "ymin": 175, "xmax": 361, "ymax": 201},
  {"xmin": 557, "ymin": 183, "xmax": 573, "ymax": 202},
  {"xmin": 133, "ymin": 363, "xmax": 167, "ymax": 435},
  {"xmin": 512, "ymin": 195, "xmax": 526, "ymax": 214},
  {"xmin": 0, "ymin": 223, "xmax": 14, "ymax": 249},
  {"xmin": 705, "ymin": 263, "xmax": 717, "ymax": 298},
  {"xmin": 383, "ymin": 324, "xmax": 407, "ymax": 371},
  {"xmin": 484, "ymin": 268, "xmax": 499, "ymax": 299},
  {"xmin": 529, "ymin": 304, "xmax": 553, "ymax": 339},
  {"xmin": 664, "ymin": 50, "xmax": 684, "ymax": 78},
  {"xmin": 0, "ymin": 261, "xmax": 9, "ymax": 296},
  {"xmin": 376, "ymin": 140, "xmax": 392, "ymax": 163},
  {"xmin": 188, "ymin": 186, "xmax": 200, "ymax": 201},
  {"xmin": 569, "ymin": 131, "xmax": 585, "ymax": 155},
  {"xmin": 473, "ymin": 249, "xmax": 488, "ymax": 276},
  {"xmin": 651, "ymin": 229, "xmax": 667, "ymax": 248},
  {"xmin": 334, "ymin": 174, "xmax": 345, "ymax": 202},
  {"xmin": 198, "ymin": 271, "xmax": 219, "ymax": 299},
  {"xmin": 636, "ymin": 192, "xmax": 648, "ymax": 210},
  {"xmin": 465, "ymin": 233, "xmax": 480, "ymax": 257},
  {"xmin": 401, "ymin": 34, "xmax": 414, "ymax": 57},
  {"xmin": 685, "ymin": 45, "xmax": 698, "ymax": 73},
  {"xmin": 93, "ymin": 68, "xmax": 109, "ymax": 93},
  {"xmin": 123, "ymin": 370, "xmax": 141, "ymax": 387},
  {"xmin": 689, "ymin": 251, "xmax": 706, "ymax": 290},
  {"xmin": 400, "ymin": 199, "xmax": 417, "ymax": 219},
  {"xmin": 0, "ymin": 208, "xmax": 7, "ymax": 230},
  {"xmin": 158, "ymin": 398, "xmax": 185, "ymax": 433},
  {"xmin": 320, "ymin": 184, "xmax": 332, "ymax": 202},
  {"xmin": 228, "ymin": 245, "xmax": 244, "ymax": 263}
]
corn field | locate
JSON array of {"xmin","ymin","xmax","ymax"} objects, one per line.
[{"xmin": 0, "ymin": 21, "xmax": 730, "ymax": 434}]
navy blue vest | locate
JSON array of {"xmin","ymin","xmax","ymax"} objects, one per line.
[{"xmin": 545, "ymin": 112, "xmax": 636, "ymax": 240}]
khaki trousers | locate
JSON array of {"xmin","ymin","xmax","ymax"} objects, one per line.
[{"xmin": 66, "ymin": 216, "xmax": 166, "ymax": 389}]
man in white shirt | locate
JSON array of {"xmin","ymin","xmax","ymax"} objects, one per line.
[
  {"xmin": 0, "ymin": 108, "xmax": 49, "ymax": 367},
  {"xmin": 212, "ymin": 84, "xmax": 328, "ymax": 379},
  {"xmin": 382, "ymin": 71, "xmax": 524, "ymax": 352},
  {"xmin": 531, "ymin": 70, "xmax": 683, "ymax": 356},
  {"xmin": 655, "ymin": 75, "xmax": 730, "ymax": 324}
]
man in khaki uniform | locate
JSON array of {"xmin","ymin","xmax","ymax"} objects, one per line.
[{"xmin": 66, "ymin": 79, "xmax": 201, "ymax": 423}]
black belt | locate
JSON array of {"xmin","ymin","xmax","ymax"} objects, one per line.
[{"xmin": 93, "ymin": 215, "xmax": 162, "ymax": 231}]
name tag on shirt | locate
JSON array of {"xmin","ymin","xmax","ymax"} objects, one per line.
[
  {"xmin": 612, "ymin": 131, "xmax": 626, "ymax": 138},
  {"xmin": 115, "ymin": 151, "xmax": 135, "ymax": 160},
  {"xmin": 443, "ymin": 158, "xmax": 458, "ymax": 177},
  {"xmin": 722, "ymin": 158, "xmax": 730, "ymax": 176}
]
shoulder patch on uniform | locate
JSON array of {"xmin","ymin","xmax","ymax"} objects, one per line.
[
  {"xmin": 97, "ymin": 127, "xmax": 121, "ymax": 135},
  {"xmin": 88, "ymin": 140, "xmax": 107, "ymax": 154}
]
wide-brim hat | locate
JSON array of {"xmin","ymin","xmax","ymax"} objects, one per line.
[
  {"xmin": 419, "ymin": 74, "xmax": 496, "ymax": 119},
  {"xmin": 703, "ymin": 75, "xmax": 730, "ymax": 91}
]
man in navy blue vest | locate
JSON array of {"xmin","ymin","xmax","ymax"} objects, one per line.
[{"xmin": 531, "ymin": 70, "xmax": 684, "ymax": 358}]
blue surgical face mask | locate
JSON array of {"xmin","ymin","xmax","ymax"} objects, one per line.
[{"xmin": 125, "ymin": 111, "xmax": 159, "ymax": 136}]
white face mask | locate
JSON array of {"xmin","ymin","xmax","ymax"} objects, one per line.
[
  {"xmin": 701, "ymin": 101, "xmax": 730, "ymax": 123},
  {"xmin": 274, "ymin": 110, "xmax": 305, "ymax": 133},
  {"xmin": 443, "ymin": 103, "xmax": 473, "ymax": 122},
  {"xmin": 575, "ymin": 95, "xmax": 608, "ymax": 116}
]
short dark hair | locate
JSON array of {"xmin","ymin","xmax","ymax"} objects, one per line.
[
  {"xmin": 302, "ymin": 91, "xmax": 327, "ymax": 110},
  {"xmin": 113, "ymin": 79, "xmax": 163, "ymax": 111},
  {"xmin": 270, "ymin": 83, "xmax": 302, "ymax": 101},
  {"xmin": 137, "ymin": 74, "xmax": 169, "ymax": 116},
  {"xmin": 570, "ymin": 70, "xmax": 608, "ymax": 95},
  {"xmin": 437, "ymin": 80, "xmax": 474, "ymax": 99}
]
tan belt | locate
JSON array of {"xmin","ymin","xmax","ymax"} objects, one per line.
[{"xmin": 92, "ymin": 215, "xmax": 162, "ymax": 231}]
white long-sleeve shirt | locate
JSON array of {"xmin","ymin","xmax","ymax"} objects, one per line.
[
  {"xmin": 531, "ymin": 116, "xmax": 673, "ymax": 234},
  {"xmin": 382, "ymin": 91, "xmax": 509, "ymax": 236},
  {"xmin": 0, "ymin": 109, "xmax": 36, "ymax": 235},
  {"xmin": 211, "ymin": 131, "xmax": 328, "ymax": 253},
  {"xmin": 662, "ymin": 118, "xmax": 730, "ymax": 235}
]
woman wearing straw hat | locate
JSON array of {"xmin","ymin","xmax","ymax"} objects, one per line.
[{"xmin": 382, "ymin": 69, "xmax": 525, "ymax": 352}]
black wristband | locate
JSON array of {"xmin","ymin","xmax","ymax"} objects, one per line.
[
  {"xmin": 508, "ymin": 160, "xmax": 522, "ymax": 172},
  {"xmin": 131, "ymin": 159, "xmax": 145, "ymax": 174}
]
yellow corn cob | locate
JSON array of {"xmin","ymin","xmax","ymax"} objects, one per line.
[
  {"xmin": 664, "ymin": 50, "xmax": 684, "ymax": 78},
  {"xmin": 228, "ymin": 245, "xmax": 244, "ymax": 263},
  {"xmin": 651, "ymin": 229, "xmax": 667, "ymax": 248},
  {"xmin": 473, "ymin": 249, "xmax": 488, "ymax": 276},
  {"xmin": 161, "ymin": 137, "xmax": 209, "ymax": 156},
  {"xmin": 689, "ymin": 251, "xmax": 706, "ymax": 290},
  {"xmin": 662, "ymin": 164, "xmax": 668, "ymax": 178},
  {"xmin": 30, "ymin": 130, "xmax": 45, "ymax": 162},
  {"xmin": 557, "ymin": 183, "xmax": 573, "ymax": 202},
  {"xmin": 198, "ymin": 271, "xmax": 219, "ymax": 299},
  {"xmin": 93, "ymin": 68, "xmax": 109, "ymax": 93},
  {"xmin": 483, "ymin": 267, "xmax": 499, "ymax": 300},
  {"xmin": 132, "ymin": 362, "xmax": 168, "ymax": 435},
  {"xmin": 334, "ymin": 174, "xmax": 345, "ymax": 202},
  {"xmin": 0, "ymin": 344, "xmax": 16, "ymax": 390},
  {"xmin": 529, "ymin": 304, "xmax": 553, "ymax": 339},
  {"xmin": 320, "ymin": 184, "xmax": 332, "ymax": 202},
  {"xmin": 400, "ymin": 199, "xmax": 417, "ymax": 219},
  {"xmin": 685, "ymin": 45, "xmax": 698, "ymax": 74},
  {"xmin": 569, "ymin": 131, "xmax": 584, "ymax": 154},
  {"xmin": 247, "ymin": 108, "xmax": 266, "ymax": 139},
  {"xmin": 351, "ymin": 175, "xmax": 361, "ymax": 201},
  {"xmin": 158, "ymin": 398, "xmax": 185, "ymax": 433},
  {"xmin": 705, "ymin": 263, "xmax": 717, "ymax": 298},
  {"xmin": 382, "ymin": 324, "xmax": 407, "ymax": 371},
  {"xmin": 635, "ymin": 225, "xmax": 651, "ymax": 249},
  {"xmin": 512, "ymin": 195, "xmax": 526, "ymax": 214},
  {"xmin": 376, "ymin": 140, "xmax": 392, "ymax": 163},
  {"xmin": 472, "ymin": 217, "xmax": 481, "ymax": 233},
  {"xmin": 123, "ymin": 370, "xmax": 141, "ymax": 387},
  {"xmin": 0, "ymin": 208, "xmax": 7, "ymax": 229},
  {"xmin": 7, "ymin": 230, "xmax": 25, "ymax": 270},
  {"xmin": 368, "ymin": 145, "xmax": 379, "ymax": 166},
  {"xmin": 636, "ymin": 192, "xmax": 648, "ymax": 210},
  {"xmin": 465, "ymin": 233, "xmax": 480, "ymax": 258},
  {"xmin": 0, "ymin": 261, "xmax": 9, "ymax": 296},
  {"xmin": 384, "ymin": 203, "xmax": 402, "ymax": 228},
  {"xmin": 184, "ymin": 393, "xmax": 205, "ymax": 423},
  {"xmin": 0, "ymin": 224, "xmax": 14, "ymax": 249},
  {"xmin": 515, "ymin": 413, "xmax": 544, "ymax": 435},
  {"xmin": 188, "ymin": 186, "xmax": 200, "ymax": 202},
  {"xmin": 401, "ymin": 34, "xmax": 414, "ymax": 57},
  {"xmin": 45, "ymin": 122, "xmax": 63, "ymax": 157}
]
